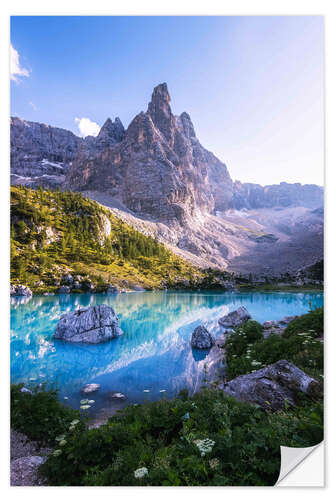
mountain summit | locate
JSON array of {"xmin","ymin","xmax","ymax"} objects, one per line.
[{"xmin": 65, "ymin": 82, "xmax": 233, "ymax": 223}]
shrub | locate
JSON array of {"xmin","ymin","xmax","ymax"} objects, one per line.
[
  {"xmin": 38, "ymin": 387, "xmax": 323, "ymax": 486},
  {"xmin": 11, "ymin": 384, "xmax": 83, "ymax": 446},
  {"xmin": 283, "ymin": 307, "xmax": 323, "ymax": 338}
]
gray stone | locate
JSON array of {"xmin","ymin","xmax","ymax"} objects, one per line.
[
  {"xmin": 10, "ymin": 285, "xmax": 33, "ymax": 297},
  {"xmin": 191, "ymin": 325, "xmax": 214, "ymax": 349},
  {"xmin": 54, "ymin": 305, "xmax": 123, "ymax": 343},
  {"xmin": 11, "ymin": 455, "xmax": 47, "ymax": 486},
  {"xmin": 221, "ymin": 360, "xmax": 321, "ymax": 411},
  {"xmin": 20, "ymin": 387, "xmax": 32, "ymax": 394},
  {"xmin": 81, "ymin": 383, "xmax": 100, "ymax": 394},
  {"xmin": 218, "ymin": 306, "xmax": 251, "ymax": 328},
  {"xmin": 58, "ymin": 285, "xmax": 71, "ymax": 294}
]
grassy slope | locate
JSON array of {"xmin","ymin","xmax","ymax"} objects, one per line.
[{"xmin": 11, "ymin": 186, "xmax": 229, "ymax": 292}]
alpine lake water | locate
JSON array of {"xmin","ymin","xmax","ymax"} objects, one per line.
[{"xmin": 11, "ymin": 290, "xmax": 323, "ymax": 424}]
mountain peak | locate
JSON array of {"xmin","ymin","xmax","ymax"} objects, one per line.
[
  {"xmin": 147, "ymin": 83, "xmax": 173, "ymax": 142},
  {"xmin": 97, "ymin": 117, "xmax": 125, "ymax": 145},
  {"xmin": 150, "ymin": 83, "xmax": 171, "ymax": 105}
]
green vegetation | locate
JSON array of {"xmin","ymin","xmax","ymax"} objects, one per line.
[
  {"xmin": 11, "ymin": 384, "xmax": 322, "ymax": 486},
  {"xmin": 283, "ymin": 307, "xmax": 324, "ymax": 338},
  {"xmin": 11, "ymin": 384, "xmax": 83, "ymax": 446},
  {"xmin": 225, "ymin": 308, "xmax": 324, "ymax": 381},
  {"xmin": 11, "ymin": 186, "xmax": 228, "ymax": 292}
]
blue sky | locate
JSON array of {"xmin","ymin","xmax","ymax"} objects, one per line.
[{"xmin": 10, "ymin": 16, "xmax": 324, "ymax": 186}]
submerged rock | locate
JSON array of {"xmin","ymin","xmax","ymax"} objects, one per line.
[
  {"xmin": 81, "ymin": 383, "xmax": 100, "ymax": 394},
  {"xmin": 10, "ymin": 284, "xmax": 32, "ymax": 297},
  {"xmin": 111, "ymin": 392, "xmax": 126, "ymax": 399},
  {"xmin": 218, "ymin": 306, "xmax": 251, "ymax": 328},
  {"xmin": 54, "ymin": 305, "xmax": 123, "ymax": 343},
  {"xmin": 221, "ymin": 360, "xmax": 321, "ymax": 411},
  {"xmin": 191, "ymin": 325, "xmax": 214, "ymax": 349}
]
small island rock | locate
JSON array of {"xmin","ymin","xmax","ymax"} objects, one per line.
[
  {"xmin": 54, "ymin": 305, "xmax": 123, "ymax": 343},
  {"xmin": 191, "ymin": 325, "xmax": 214, "ymax": 349}
]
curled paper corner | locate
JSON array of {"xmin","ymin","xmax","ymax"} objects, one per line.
[{"xmin": 276, "ymin": 442, "xmax": 324, "ymax": 486}]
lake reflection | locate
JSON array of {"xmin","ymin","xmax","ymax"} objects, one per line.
[{"xmin": 10, "ymin": 291, "xmax": 323, "ymax": 415}]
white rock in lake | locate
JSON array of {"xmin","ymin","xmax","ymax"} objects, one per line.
[{"xmin": 54, "ymin": 305, "xmax": 123, "ymax": 344}]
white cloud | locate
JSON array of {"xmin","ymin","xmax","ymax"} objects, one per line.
[
  {"xmin": 10, "ymin": 44, "xmax": 30, "ymax": 82},
  {"xmin": 75, "ymin": 117, "xmax": 101, "ymax": 137},
  {"xmin": 29, "ymin": 101, "xmax": 37, "ymax": 111}
]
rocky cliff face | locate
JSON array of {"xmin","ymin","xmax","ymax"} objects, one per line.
[
  {"xmin": 10, "ymin": 117, "xmax": 83, "ymax": 188},
  {"xmin": 232, "ymin": 180, "xmax": 323, "ymax": 210},
  {"xmin": 65, "ymin": 83, "xmax": 233, "ymax": 224}
]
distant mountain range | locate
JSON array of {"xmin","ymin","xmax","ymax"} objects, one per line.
[{"xmin": 10, "ymin": 83, "xmax": 324, "ymax": 275}]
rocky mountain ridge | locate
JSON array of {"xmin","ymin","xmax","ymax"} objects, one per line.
[{"xmin": 10, "ymin": 83, "xmax": 324, "ymax": 274}]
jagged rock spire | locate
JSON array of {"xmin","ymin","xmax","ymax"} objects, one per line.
[
  {"xmin": 97, "ymin": 117, "xmax": 125, "ymax": 146},
  {"xmin": 147, "ymin": 83, "xmax": 173, "ymax": 143}
]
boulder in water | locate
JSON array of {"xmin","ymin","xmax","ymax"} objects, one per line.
[
  {"xmin": 191, "ymin": 325, "xmax": 214, "ymax": 349},
  {"xmin": 54, "ymin": 305, "xmax": 123, "ymax": 344}
]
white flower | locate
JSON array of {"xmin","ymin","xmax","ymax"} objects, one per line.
[
  {"xmin": 143, "ymin": 389, "xmax": 150, "ymax": 393},
  {"xmin": 80, "ymin": 405, "xmax": 91, "ymax": 410},
  {"xmin": 159, "ymin": 389, "xmax": 166, "ymax": 393},
  {"xmin": 80, "ymin": 399, "xmax": 89, "ymax": 404},
  {"xmin": 194, "ymin": 438, "xmax": 215, "ymax": 456},
  {"xmin": 134, "ymin": 467, "xmax": 148, "ymax": 479},
  {"xmin": 59, "ymin": 439, "xmax": 67, "ymax": 446},
  {"xmin": 88, "ymin": 400, "xmax": 95, "ymax": 404}
]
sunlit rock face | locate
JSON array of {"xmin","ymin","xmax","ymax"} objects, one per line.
[{"xmin": 65, "ymin": 83, "xmax": 233, "ymax": 224}]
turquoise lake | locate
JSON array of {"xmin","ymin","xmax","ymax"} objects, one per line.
[{"xmin": 11, "ymin": 291, "xmax": 323, "ymax": 419}]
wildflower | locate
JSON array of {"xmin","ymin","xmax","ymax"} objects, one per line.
[
  {"xmin": 159, "ymin": 389, "xmax": 166, "ymax": 393},
  {"xmin": 70, "ymin": 419, "xmax": 80, "ymax": 425},
  {"xmin": 209, "ymin": 458, "xmax": 220, "ymax": 469},
  {"xmin": 143, "ymin": 389, "xmax": 150, "ymax": 393},
  {"xmin": 80, "ymin": 399, "xmax": 89, "ymax": 404},
  {"xmin": 64, "ymin": 396, "xmax": 69, "ymax": 400},
  {"xmin": 134, "ymin": 467, "xmax": 148, "ymax": 479},
  {"xmin": 55, "ymin": 434, "xmax": 65, "ymax": 442},
  {"xmin": 88, "ymin": 400, "xmax": 95, "ymax": 404},
  {"xmin": 59, "ymin": 439, "xmax": 67, "ymax": 446},
  {"xmin": 194, "ymin": 438, "xmax": 215, "ymax": 456},
  {"xmin": 80, "ymin": 405, "xmax": 91, "ymax": 410},
  {"xmin": 53, "ymin": 449, "xmax": 62, "ymax": 457},
  {"xmin": 182, "ymin": 412, "xmax": 190, "ymax": 421},
  {"xmin": 191, "ymin": 402, "xmax": 197, "ymax": 408}
]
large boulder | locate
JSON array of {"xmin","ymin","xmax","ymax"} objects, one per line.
[
  {"xmin": 11, "ymin": 455, "xmax": 47, "ymax": 486},
  {"xmin": 10, "ymin": 284, "xmax": 32, "ymax": 297},
  {"xmin": 221, "ymin": 360, "xmax": 321, "ymax": 411},
  {"xmin": 54, "ymin": 305, "xmax": 123, "ymax": 343},
  {"xmin": 191, "ymin": 325, "xmax": 214, "ymax": 349},
  {"xmin": 218, "ymin": 306, "xmax": 251, "ymax": 328}
]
